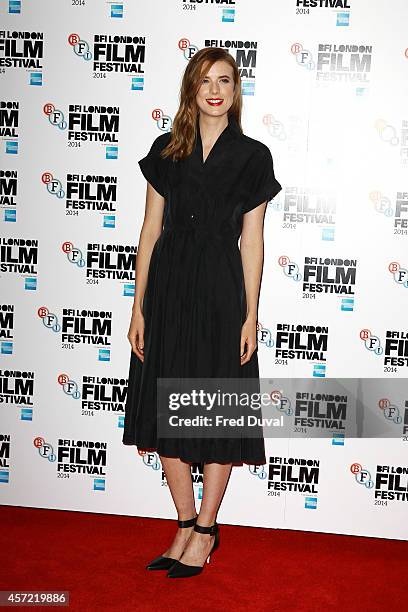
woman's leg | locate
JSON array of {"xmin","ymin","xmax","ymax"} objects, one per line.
[
  {"xmin": 159, "ymin": 456, "xmax": 197, "ymax": 558},
  {"xmin": 177, "ymin": 462, "xmax": 233, "ymax": 565}
]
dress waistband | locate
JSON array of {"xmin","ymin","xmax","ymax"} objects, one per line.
[{"xmin": 162, "ymin": 225, "xmax": 238, "ymax": 242}]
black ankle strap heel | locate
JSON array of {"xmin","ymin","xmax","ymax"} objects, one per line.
[
  {"xmin": 195, "ymin": 523, "xmax": 220, "ymax": 561},
  {"xmin": 167, "ymin": 522, "xmax": 220, "ymax": 578},
  {"xmin": 146, "ymin": 515, "xmax": 197, "ymax": 571}
]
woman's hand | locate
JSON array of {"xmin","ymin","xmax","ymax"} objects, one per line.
[
  {"xmin": 240, "ymin": 316, "xmax": 258, "ymax": 365},
  {"xmin": 128, "ymin": 309, "xmax": 145, "ymax": 362}
]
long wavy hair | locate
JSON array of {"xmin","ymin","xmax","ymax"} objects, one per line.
[{"xmin": 161, "ymin": 47, "xmax": 242, "ymax": 161}]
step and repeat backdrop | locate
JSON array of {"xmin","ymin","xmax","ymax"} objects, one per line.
[{"xmin": 1, "ymin": 0, "xmax": 408, "ymax": 540}]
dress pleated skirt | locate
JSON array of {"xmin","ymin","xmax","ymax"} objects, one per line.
[{"xmin": 122, "ymin": 226, "xmax": 266, "ymax": 465}]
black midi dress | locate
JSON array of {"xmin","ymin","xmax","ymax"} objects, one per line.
[{"xmin": 122, "ymin": 112, "xmax": 282, "ymax": 464}]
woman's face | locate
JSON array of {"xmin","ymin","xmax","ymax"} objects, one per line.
[{"xmin": 195, "ymin": 60, "xmax": 236, "ymax": 119}]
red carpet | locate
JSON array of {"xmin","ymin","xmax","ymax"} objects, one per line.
[{"xmin": 2, "ymin": 505, "xmax": 406, "ymax": 611}]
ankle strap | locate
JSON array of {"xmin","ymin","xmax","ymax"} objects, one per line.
[
  {"xmin": 177, "ymin": 516, "xmax": 197, "ymax": 528},
  {"xmin": 194, "ymin": 522, "xmax": 218, "ymax": 536}
]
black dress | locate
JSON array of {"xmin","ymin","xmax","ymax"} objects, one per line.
[{"xmin": 122, "ymin": 113, "xmax": 282, "ymax": 464}]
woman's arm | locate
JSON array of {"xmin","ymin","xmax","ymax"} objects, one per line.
[
  {"xmin": 239, "ymin": 201, "xmax": 267, "ymax": 365},
  {"xmin": 128, "ymin": 181, "xmax": 165, "ymax": 361}
]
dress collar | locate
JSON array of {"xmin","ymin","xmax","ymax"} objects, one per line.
[
  {"xmin": 194, "ymin": 112, "xmax": 241, "ymax": 166},
  {"xmin": 224, "ymin": 112, "xmax": 242, "ymax": 137}
]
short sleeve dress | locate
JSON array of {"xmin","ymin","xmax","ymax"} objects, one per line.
[{"xmin": 122, "ymin": 112, "xmax": 282, "ymax": 464}]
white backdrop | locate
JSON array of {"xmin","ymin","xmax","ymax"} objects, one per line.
[{"xmin": 1, "ymin": 0, "xmax": 408, "ymax": 540}]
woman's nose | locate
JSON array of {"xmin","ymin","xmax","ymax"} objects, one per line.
[{"xmin": 210, "ymin": 81, "xmax": 220, "ymax": 95}]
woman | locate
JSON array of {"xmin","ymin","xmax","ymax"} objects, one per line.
[{"xmin": 123, "ymin": 47, "xmax": 282, "ymax": 578}]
